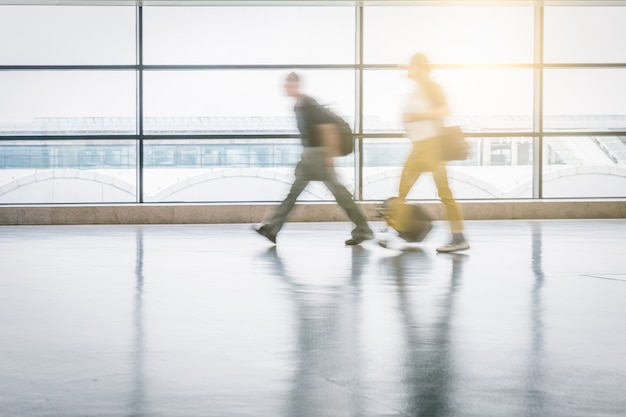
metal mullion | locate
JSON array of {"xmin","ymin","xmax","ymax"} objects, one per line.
[
  {"xmin": 0, "ymin": 135, "xmax": 139, "ymax": 141},
  {"xmin": 136, "ymin": 5, "xmax": 144, "ymax": 204},
  {"xmin": 361, "ymin": 132, "xmax": 539, "ymax": 139},
  {"xmin": 0, "ymin": 65, "xmax": 138, "ymax": 71},
  {"xmin": 355, "ymin": 3, "xmax": 364, "ymax": 201},
  {"xmin": 543, "ymin": 63, "xmax": 626, "ymax": 69},
  {"xmin": 140, "ymin": 134, "xmax": 301, "ymax": 141},
  {"xmin": 542, "ymin": 131, "xmax": 626, "ymax": 137},
  {"xmin": 141, "ymin": 64, "xmax": 359, "ymax": 71},
  {"xmin": 533, "ymin": 5, "xmax": 544, "ymax": 199},
  {"xmin": 5, "ymin": 130, "xmax": 622, "ymax": 143},
  {"xmin": 361, "ymin": 63, "xmax": 538, "ymax": 70}
]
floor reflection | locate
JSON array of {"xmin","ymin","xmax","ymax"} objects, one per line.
[
  {"xmin": 526, "ymin": 223, "xmax": 546, "ymax": 416},
  {"xmin": 381, "ymin": 250, "xmax": 466, "ymax": 417},
  {"xmin": 2, "ymin": 221, "xmax": 625, "ymax": 416},
  {"xmin": 260, "ymin": 246, "xmax": 369, "ymax": 417},
  {"xmin": 130, "ymin": 227, "xmax": 146, "ymax": 416}
]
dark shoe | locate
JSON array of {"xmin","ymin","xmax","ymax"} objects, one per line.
[
  {"xmin": 254, "ymin": 224, "xmax": 277, "ymax": 244},
  {"xmin": 345, "ymin": 233, "xmax": 374, "ymax": 246}
]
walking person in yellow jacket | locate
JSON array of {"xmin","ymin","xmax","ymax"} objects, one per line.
[{"xmin": 397, "ymin": 53, "xmax": 469, "ymax": 253}]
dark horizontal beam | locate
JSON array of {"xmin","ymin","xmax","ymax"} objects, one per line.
[
  {"xmin": 1, "ymin": 131, "xmax": 624, "ymax": 142},
  {"xmin": 2, "ymin": 63, "xmax": 626, "ymax": 72}
]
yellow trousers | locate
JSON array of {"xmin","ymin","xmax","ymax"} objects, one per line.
[{"xmin": 398, "ymin": 138, "xmax": 464, "ymax": 233}]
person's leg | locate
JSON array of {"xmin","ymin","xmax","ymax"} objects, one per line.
[
  {"xmin": 256, "ymin": 155, "xmax": 311, "ymax": 243},
  {"xmin": 393, "ymin": 141, "xmax": 429, "ymax": 233},
  {"xmin": 264, "ymin": 168, "xmax": 309, "ymax": 235},
  {"xmin": 398, "ymin": 142, "xmax": 425, "ymax": 201},
  {"xmin": 323, "ymin": 172, "xmax": 373, "ymax": 243},
  {"xmin": 432, "ymin": 163, "xmax": 469, "ymax": 252},
  {"xmin": 432, "ymin": 164, "xmax": 463, "ymax": 233}
]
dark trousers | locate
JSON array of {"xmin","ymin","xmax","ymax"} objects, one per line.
[{"xmin": 264, "ymin": 147, "xmax": 372, "ymax": 238}]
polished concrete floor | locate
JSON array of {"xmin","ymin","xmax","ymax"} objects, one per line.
[{"xmin": 0, "ymin": 220, "xmax": 625, "ymax": 417}]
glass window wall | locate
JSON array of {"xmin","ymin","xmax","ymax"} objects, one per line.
[
  {"xmin": 543, "ymin": 69, "xmax": 626, "ymax": 132},
  {"xmin": 543, "ymin": 136, "xmax": 626, "ymax": 198},
  {"xmin": 1, "ymin": 3, "xmax": 625, "ymax": 204},
  {"xmin": 143, "ymin": 138, "xmax": 354, "ymax": 203},
  {"xmin": 0, "ymin": 140, "xmax": 136, "ymax": 204},
  {"xmin": 143, "ymin": 6, "xmax": 355, "ymax": 65},
  {"xmin": 363, "ymin": 6, "xmax": 533, "ymax": 64},
  {"xmin": 364, "ymin": 69, "xmax": 534, "ymax": 134},
  {"xmin": 0, "ymin": 6, "xmax": 135, "ymax": 65},
  {"xmin": 362, "ymin": 137, "xmax": 533, "ymax": 200},
  {"xmin": 0, "ymin": 71, "xmax": 137, "ymax": 136},
  {"xmin": 544, "ymin": 7, "xmax": 626, "ymax": 63},
  {"xmin": 143, "ymin": 70, "xmax": 355, "ymax": 134}
]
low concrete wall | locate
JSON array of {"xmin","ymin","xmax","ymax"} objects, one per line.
[{"xmin": 0, "ymin": 200, "xmax": 625, "ymax": 225}]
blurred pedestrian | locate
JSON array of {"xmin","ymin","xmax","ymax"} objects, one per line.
[
  {"xmin": 396, "ymin": 53, "xmax": 469, "ymax": 253},
  {"xmin": 254, "ymin": 72, "xmax": 373, "ymax": 245}
]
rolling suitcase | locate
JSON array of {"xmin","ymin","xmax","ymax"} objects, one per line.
[{"xmin": 377, "ymin": 197, "xmax": 433, "ymax": 243}]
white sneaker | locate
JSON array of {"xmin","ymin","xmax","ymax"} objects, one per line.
[{"xmin": 436, "ymin": 240, "xmax": 470, "ymax": 253}]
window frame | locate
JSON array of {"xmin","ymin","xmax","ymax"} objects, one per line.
[{"xmin": 1, "ymin": 3, "xmax": 625, "ymax": 204}]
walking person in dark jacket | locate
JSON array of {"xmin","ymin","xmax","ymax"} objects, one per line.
[{"xmin": 254, "ymin": 72, "xmax": 374, "ymax": 245}]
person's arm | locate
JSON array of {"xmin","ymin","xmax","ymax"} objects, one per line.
[
  {"xmin": 317, "ymin": 123, "xmax": 339, "ymax": 166},
  {"xmin": 308, "ymin": 103, "xmax": 339, "ymax": 166}
]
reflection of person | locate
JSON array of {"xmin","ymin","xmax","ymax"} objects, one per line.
[
  {"xmin": 255, "ymin": 72, "xmax": 373, "ymax": 245},
  {"xmin": 130, "ymin": 228, "xmax": 145, "ymax": 416},
  {"xmin": 258, "ymin": 246, "xmax": 367, "ymax": 416},
  {"xmin": 384, "ymin": 250, "xmax": 465, "ymax": 416},
  {"xmin": 397, "ymin": 53, "xmax": 469, "ymax": 253}
]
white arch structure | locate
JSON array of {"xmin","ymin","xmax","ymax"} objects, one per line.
[
  {"xmin": 1, "ymin": 166, "xmax": 625, "ymax": 203},
  {"xmin": 0, "ymin": 170, "xmax": 135, "ymax": 203}
]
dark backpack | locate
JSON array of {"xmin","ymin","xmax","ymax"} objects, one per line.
[{"xmin": 319, "ymin": 106, "xmax": 354, "ymax": 156}]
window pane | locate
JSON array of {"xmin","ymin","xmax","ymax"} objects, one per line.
[
  {"xmin": 143, "ymin": 70, "xmax": 355, "ymax": 134},
  {"xmin": 544, "ymin": 69, "xmax": 626, "ymax": 132},
  {"xmin": 364, "ymin": 6, "xmax": 533, "ymax": 64},
  {"xmin": 0, "ymin": 6, "xmax": 135, "ymax": 65},
  {"xmin": 0, "ymin": 71, "xmax": 136, "ymax": 136},
  {"xmin": 543, "ymin": 137, "xmax": 626, "ymax": 198},
  {"xmin": 364, "ymin": 69, "xmax": 533, "ymax": 133},
  {"xmin": 143, "ymin": 7, "xmax": 355, "ymax": 65},
  {"xmin": 362, "ymin": 137, "xmax": 533, "ymax": 200},
  {"xmin": 545, "ymin": 7, "xmax": 626, "ymax": 63},
  {"xmin": 143, "ymin": 139, "xmax": 354, "ymax": 203},
  {"xmin": 0, "ymin": 140, "xmax": 136, "ymax": 204}
]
